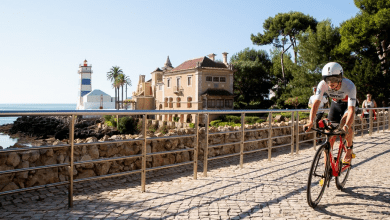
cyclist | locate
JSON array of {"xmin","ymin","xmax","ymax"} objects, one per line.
[{"xmin": 304, "ymin": 62, "xmax": 357, "ymax": 164}]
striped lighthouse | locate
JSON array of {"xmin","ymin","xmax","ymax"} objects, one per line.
[{"xmin": 77, "ymin": 59, "xmax": 93, "ymax": 109}]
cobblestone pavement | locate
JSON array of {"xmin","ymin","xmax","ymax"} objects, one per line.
[{"xmin": 1, "ymin": 131, "xmax": 390, "ymax": 220}]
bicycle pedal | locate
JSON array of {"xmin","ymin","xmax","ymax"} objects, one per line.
[
  {"xmin": 319, "ymin": 179, "xmax": 324, "ymax": 186},
  {"xmin": 352, "ymin": 153, "xmax": 356, "ymax": 158}
]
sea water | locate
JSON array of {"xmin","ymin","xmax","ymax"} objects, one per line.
[{"xmin": 0, "ymin": 104, "xmax": 76, "ymax": 148}]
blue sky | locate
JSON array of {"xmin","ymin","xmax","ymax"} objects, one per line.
[{"xmin": 0, "ymin": 0, "xmax": 360, "ymax": 104}]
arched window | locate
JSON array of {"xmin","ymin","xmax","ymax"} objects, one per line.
[
  {"xmin": 164, "ymin": 97, "xmax": 168, "ymax": 107},
  {"xmin": 187, "ymin": 97, "xmax": 192, "ymax": 108},
  {"xmin": 169, "ymin": 97, "xmax": 173, "ymax": 108},
  {"xmin": 176, "ymin": 97, "xmax": 181, "ymax": 107}
]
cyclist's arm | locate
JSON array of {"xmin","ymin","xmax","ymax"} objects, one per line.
[
  {"xmin": 305, "ymin": 99, "xmax": 321, "ymax": 131},
  {"xmin": 344, "ymin": 106, "xmax": 355, "ymax": 130},
  {"xmin": 344, "ymin": 82, "xmax": 357, "ymax": 131}
]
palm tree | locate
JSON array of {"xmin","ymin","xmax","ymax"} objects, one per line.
[
  {"xmin": 116, "ymin": 73, "xmax": 126, "ymax": 108},
  {"xmin": 124, "ymin": 75, "xmax": 131, "ymax": 100},
  {"xmin": 107, "ymin": 66, "xmax": 123, "ymax": 109}
]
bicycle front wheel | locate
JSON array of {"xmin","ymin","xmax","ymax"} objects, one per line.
[
  {"xmin": 307, "ymin": 145, "xmax": 329, "ymax": 208},
  {"xmin": 335, "ymin": 144, "xmax": 351, "ymax": 190}
]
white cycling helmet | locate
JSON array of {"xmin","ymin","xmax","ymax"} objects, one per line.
[{"xmin": 322, "ymin": 62, "xmax": 343, "ymax": 82}]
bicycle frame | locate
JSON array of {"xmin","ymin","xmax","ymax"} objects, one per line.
[{"xmin": 323, "ymin": 134, "xmax": 351, "ymax": 177}]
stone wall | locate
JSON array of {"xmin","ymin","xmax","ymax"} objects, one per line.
[{"xmin": 0, "ymin": 113, "xmax": 387, "ymax": 193}]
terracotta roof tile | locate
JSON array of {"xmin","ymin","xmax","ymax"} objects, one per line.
[
  {"xmin": 171, "ymin": 57, "xmax": 204, "ymax": 71},
  {"xmin": 170, "ymin": 56, "xmax": 229, "ymax": 72}
]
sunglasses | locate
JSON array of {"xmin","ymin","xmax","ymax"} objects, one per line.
[{"xmin": 325, "ymin": 76, "xmax": 341, "ymax": 85}]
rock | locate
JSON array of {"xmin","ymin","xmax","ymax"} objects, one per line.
[
  {"xmin": 59, "ymin": 174, "xmax": 66, "ymax": 182},
  {"xmin": 86, "ymin": 137, "xmax": 98, "ymax": 143},
  {"xmin": 0, "ymin": 153, "xmax": 7, "ymax": 166},
  {"xmin": 20, "ymin": 151, "xmax": 30, "ymax": 161},
  {"xmin": 1, "ymin": 182, "xmax": 19, "ymax": 192},
  {"xmin": 82, "ymin": 146, "xmax": 87, "ymax": 155},
  {"xmin": 6, "ymin": 152, "xmax": 20, "ymax": 167},
  {"xmin": 25, "ymin": 168, "xmax": 59, "ymax": 187},
  {"xmin": 46, "ymin": 149, "xmax": 54, "ymax": 157},
  {"xmin": 80, "ymin": 155, "xmax": 93, "ymax": 169},
  {"xmin": 57, "ymin": 154, "xmax": 65, "ymax": 164},
  {"xmin": 11, "ymin": 143, "xmax": 28, "ymax": 148},
  {"xmin": 0, "ymin": 165, "xmax": 15, "ymax": 189},
  {"xmin": 96, "ymin": 162, "xmax": 111, "ymax": 176},
  {"xmin": 52, "ymin": 140, "xmax": 66, "ymax": 145},
  {"xmin": 29, "ymin": 150, "xmax": 40, "ymax": 163},
  {"xmin": 16, "ymin": 161, "xmax": 29, "ymax": 179},
  {"xmin": 99, "ymin": 135, "xmax": 109, "ymax": 142},
  {"xmin": 88, "ymin": 145, "xmax": 99, "ymax": 159},
  {"xmin": 106, "ymin": 145, "xmax": 119, "ymax": 157},
  {"xmin": 43, "ymin": 155, "xmax": 57, "ymax": 165},
  {"xmin": 109, "ymin": 135, "xmax": 121, "ymax": 140}
]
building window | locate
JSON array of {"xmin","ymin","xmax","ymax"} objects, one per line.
[
  {"xmin": 159, "ymin": 85, "xmax": 162, "ymax": 90},
  {"xmin": 177, "ymin": 77, "xmax": 181, "ymax": 87},
  {"xmin": 225, "ymin": 99, "xmax": 233, "ymax": 108},
  {"xmin": 202, "ymin": 99, "xmax": 207, "ymax": 108},
  {"xmin": 177, "ymin": 97, "xmax": 181, "ymax": 108},
  {"xmin": 206, "ymin": 76, "xmax": 212, "ymax": 82},
  {"xmin": 220, "ymin": 77, "xmax": 226, "ymax": 82},
  {"xmin": 208, "ymin": 99, "xmax": 215, "ymax": 108},
  {"xmin": 169, "ymin": 97, "xmax": 173, "ymax": 108},
  {"xmin": 213, "ymin": 77, "xmax": 219, "ymax": 82},
  {"xmin": 167, "ymin": 78, "xmax": 171, "ymax": 88},
  {"xmin": 187, "ymin": 97, "xmax": 192, "ymax": 108},
  {"xmin": 164, "ymin": 98, "xmax": 168, "ymax": 107},
  {"xmin": 188, "ymin": 76, "xmax": 192, "ymax": 86},
  {"xmin": 216, "ymin": 99, "xmax": 224, "ymax": 108}
]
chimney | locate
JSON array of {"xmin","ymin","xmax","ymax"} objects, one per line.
[
  {"xmin": 222, "ymin": 52, "xmax": 228, "ymax": 64},
  {"xmin": 208, "ymin": 53, "xmax": 216, "ymax": 61}
]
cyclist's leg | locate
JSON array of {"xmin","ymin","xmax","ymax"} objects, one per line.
[
  {"xmin": 341, "ymin": 112, "xmax": 354, "ymax": 164},
  {"xmin": 327, "ymin": 101, "xmax": 344, "ymax": 148}
]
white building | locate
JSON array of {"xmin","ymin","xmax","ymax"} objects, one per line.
[
  {"xmin": 79, "ymin": 89, "xmax": 115, "ymax": 110},
  {"xmin": 76, "ymin": 59, "xmax": 115, "ymax": 110}
]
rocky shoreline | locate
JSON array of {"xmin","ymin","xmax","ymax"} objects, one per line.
[{"xmin": 0, "ymin": 116, "xmax": 120, "ymax": 149}]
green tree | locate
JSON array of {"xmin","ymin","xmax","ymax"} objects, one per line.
[
  {"xmin": 251, "ymin": 11, "xmax": 317, "ymax": 87},
  {"xmin": 107, "ymin": 66, "xmax": 123, "ymax": 109},
  {"xmin": 344, "ymin": 57, "xmax": 389, "ymax": 104},
  {"xmin": 338, "ymin": 0, "xmax": 390, "ymax": 75},
  {"xmin": 230, "ymin": 48, "xmax": 273, "ymax": 108},
  {"xmin": 297, "ymin": 19, "xmax": 343, "ymax": 71}
]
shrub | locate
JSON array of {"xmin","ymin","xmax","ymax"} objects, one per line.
[
  {"xmin": 255, "ymin": 118, "xmax": 265, "ymax": 123},
  {"xmin": 105, "ymin": 120, "xmax": 114, "ymax": 127},
  {"xmin": 225, "ymin": 115, "xmax": 241, "ymax": 123},
  {"xmin": 210, "ymin": 120, "xmax": 222, "ymax": 127},
  {"xmin": 103, "ymin": 115, "xmax": 113, "ymax": 122},
  {"xmin": 158, "ymin": 125, "xmax": 168, "ymax": 134},
  {"xmin": 118, "ymin": 116, "xmax": 139, "ymax": 134},
  {"xmin": 189, "ymin": 123, "xmax": 195, "ymax": 128},
  {"xmin": 244, "ymin": 116, "xmax": 261, "ymax": 124},
  {"xmin": 173, "ymin": 116, "xmax": 180, "ymax": 122},
  {"xmin": 103, "ymin": 115, "xmax": 117, "ymax": 127}
]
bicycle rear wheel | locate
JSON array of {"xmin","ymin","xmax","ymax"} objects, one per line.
[
  {"xmin": 307, "ymin": 145, "xmax": 329, "ymax": 208},
  {"xmin": 335, "ymin": 144, "xmax": 351, "ymax": 190}
]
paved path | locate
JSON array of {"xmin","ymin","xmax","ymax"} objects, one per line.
[{"xmin": 1, "ymin": 131, "xmax": 390, "ymax": 220}]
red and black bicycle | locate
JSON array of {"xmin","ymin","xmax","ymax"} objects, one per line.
[{"xmin": 306, "ymin": 120, "xmax": 352, "ymax": 208}]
